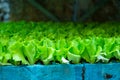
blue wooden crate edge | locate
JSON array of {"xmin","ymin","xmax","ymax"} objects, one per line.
[{"xmin": 0, "ymin": 63, "xmax": 120, "ymax": 80}]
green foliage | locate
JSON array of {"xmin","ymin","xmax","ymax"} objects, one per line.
[{"xmin": 0, "ymin": 22, "xmax": 120, "ymax": 65}]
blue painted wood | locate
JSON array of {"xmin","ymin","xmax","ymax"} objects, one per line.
[
  {"xmin": 84, "ymin": 63, "xmax": 120, "ymax": 80},
  {"xmin": 0, "ymin": 64, "xmax": 83, "ymax": 80},
  {"xmin": 0, "ymin": 63, "xmax": 120, "ymax": 80}
]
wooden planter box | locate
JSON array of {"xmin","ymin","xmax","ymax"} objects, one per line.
[{"xmin": 0, "ymin": 63, "xmax": 120, "ymax": 80}]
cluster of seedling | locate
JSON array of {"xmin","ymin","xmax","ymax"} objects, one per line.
[{"xmin": 0, "ymin": 22, "xmax": 120, "ymax": 65}]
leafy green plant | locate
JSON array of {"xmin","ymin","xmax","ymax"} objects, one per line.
[{"xmin": 0, "ymin": 22, "xmax": 119, "ymax": 65}]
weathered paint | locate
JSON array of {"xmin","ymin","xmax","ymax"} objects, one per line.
[
  {"xmin": 0, "ymin": 63, "xmax": 120, "ymax": 80},
  {"xmin": 85, "ymin": 63, "xmax": 120, "ymax": 80}
]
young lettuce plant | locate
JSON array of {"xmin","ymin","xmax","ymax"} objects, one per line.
[
  {"xmin": 37, "ymin": 38, "xmax": 55, "ymax": 65},
  {"xmin": 0, "ymin": 39, "xmax": 13, "ymax": 65},
  {"xmin": 104, "ymin": 38, "xmax": 120, "ymax": 61},
  {"xmin": 23, "ymin": 40, "xmax": 37, "ymax": 65},
  {"xmin": 95, "ymin": 37, "xmax": 109, "ymax": 63},
  {"xmin": 82, "ymin": 38, "xmax": 99, "ymax": 63},
  {"xmin": 103, "ymin": 38, "xmax": 116, "ymax": 61},
  {"xmin": 42, "ymin": 47, "xmax": 55, "ymax": 65},
  {"xmin": 0, "ymin": 43, "xmax": 11, "ymax": 65},
  {"xmin": 55, "ymin": 39, "xmax": 69, "ymax": 64},
  {"xmin": 55, "ymin": 48, "xmax": 69, "ymax": 64},
  {"xmin": 8, "ymin": 41, "xmax": 29, "ymax": 65},
  {"xmin": 67, "ymin": 37, "xmax": 85, "ymax": 64}
]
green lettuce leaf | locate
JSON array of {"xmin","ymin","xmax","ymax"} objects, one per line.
[
  {"xmin": 23, "ymin": 40, "xmax": 36, "ymax": 65},
  {"xmin": 8, "ymin": 41, "xmax": 29, "ymax": 65}
]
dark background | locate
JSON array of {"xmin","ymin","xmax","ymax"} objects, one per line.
[{"xmin": 3, "ymin": 0, "xmax": 120, "ymax": 22}]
